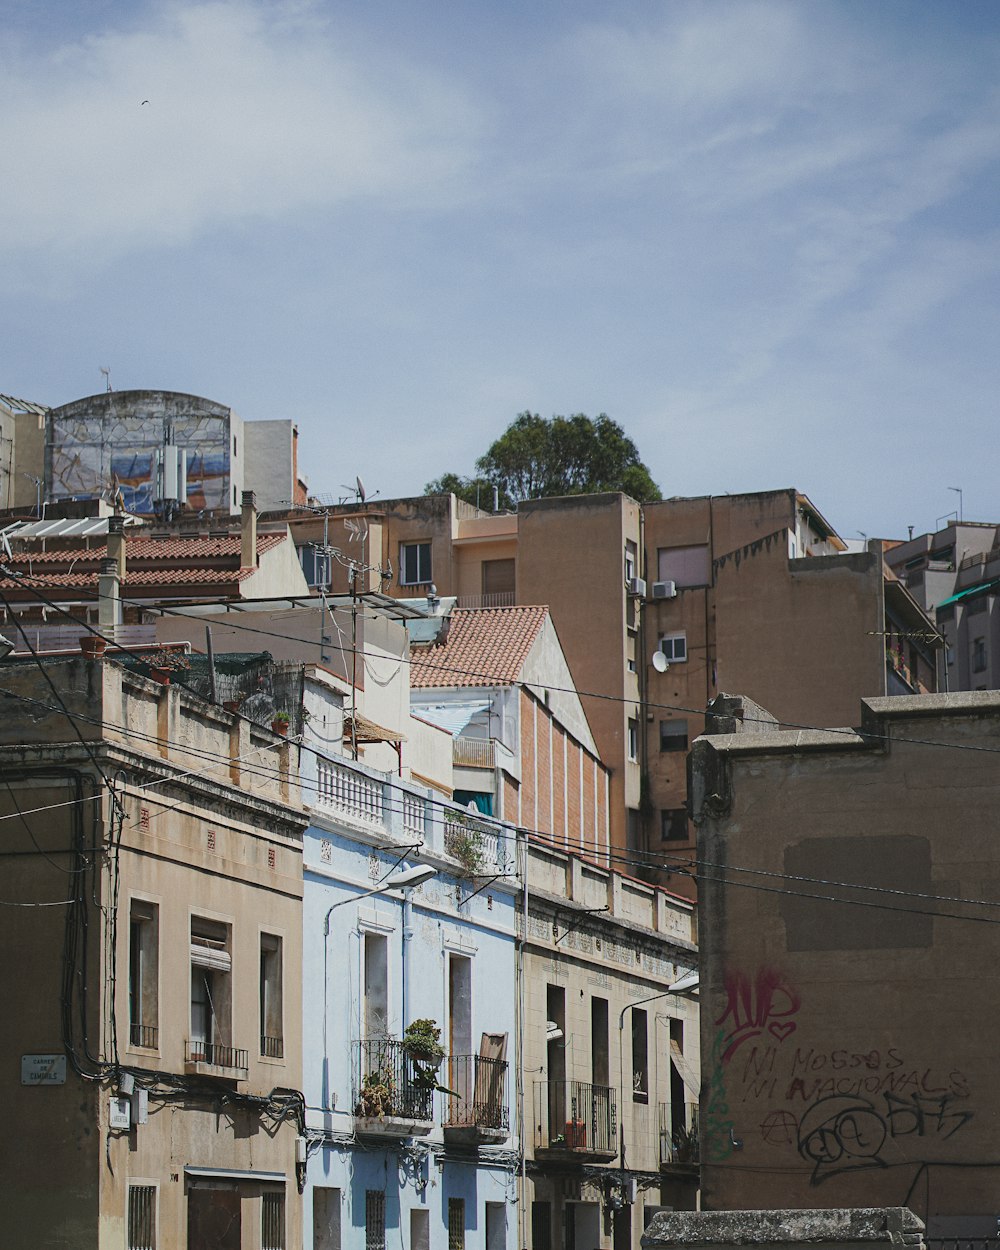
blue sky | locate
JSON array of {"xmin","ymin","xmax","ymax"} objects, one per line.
[{"xmin": 4, "ymin": 0, "xmax": 1000, "ymax": 538}]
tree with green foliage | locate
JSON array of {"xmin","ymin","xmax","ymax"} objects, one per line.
[{"xmin": 425, "ymin": 412, "xmax": 661, "ymax": 508}]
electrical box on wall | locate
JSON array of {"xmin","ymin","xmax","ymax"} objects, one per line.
[{"xmin": 110, "ymin": 1096, "xmax": 131, "ymax": 1130}]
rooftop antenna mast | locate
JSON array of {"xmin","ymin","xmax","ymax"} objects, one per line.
[{"xmin": 99, "ymin": 366, "xmax": 112, "ymax": 393}]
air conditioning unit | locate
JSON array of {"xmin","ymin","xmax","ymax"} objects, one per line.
[
  {"xmin": 652, "ymin": 580, "xmax": 677, "ymax": 600},
  {"xmin": 626, "ymin": 577, "xmax": 647, "ymax": 598}
]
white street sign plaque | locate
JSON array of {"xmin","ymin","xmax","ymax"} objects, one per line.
[{"xmin": 21, "ymin": 1054, "xmax": 67, "ymax": 1085}]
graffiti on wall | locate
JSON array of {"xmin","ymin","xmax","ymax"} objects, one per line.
[{"xmin": 706, "ymin": 965, "xmax": 974, "ymax": 1182}]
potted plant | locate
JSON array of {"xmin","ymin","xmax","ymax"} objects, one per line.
[
  {"xmin": 402, "ymin": 1019, "xmax": 445, "ymax": 1067},
  {"xmin": 79, "ymin": 634, "xmax": 107, "ymax": 660},
  {"xmin": 355, "ymin": 1068, "xmax": 396, "ymax": 1118},
  {"xmin": 271, "ymin": 711, "xmax": 290, "ymax": 736}
]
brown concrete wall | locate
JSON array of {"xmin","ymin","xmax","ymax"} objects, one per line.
[
  {"xmin": 0, "ymin": 774, "xmax": 103, "ymax": 1247},
  {"xmin": 693, "ymin": 694, "xmax": 1000, "ymax": 1230},
  {"xmin": 518, "ymin": 495, "xmax": 641, "ymax": 856}
]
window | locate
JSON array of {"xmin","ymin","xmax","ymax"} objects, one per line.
[
  {"xmin": 659, "ymin": 720, "xmax": 688, "ymax": 752},
  {"xmin": 129, "ymin": 900, "xmax": 159, "ymax": 1049},
  {"xmin": 365, "ymin": 1191, "xmax": 386, "ymax": 1250},
  {"xmin": 260, "ymin": 934, "xmax": 283, "ymax": 1059},
  {"xmin": 313, "ymin": 1188, "xmax": 342, "ymax": 1250},
  {"xmin": 300, "ymin": 545, "xmax": 332, "ymax": 589},
  {"xmin": 661, "ymin": 809, "xmax": 688, "ymax": 842},
  {"xmin": 482, "ymin": 558, "xmax": 515, "ymax": 598},
  {"xmin": 128, "ymin": 1184, "xmax": 156, "ymax": 1250},
  {"xmin": 363, "ymin": 933, "xmax": 388, "ymax": 1038},
  {"xmin": 973, "ymin": 637, "xmax": 987, "ymax": 672},
  {"xmin": 591, "ymin": 997, "xmax": 609, "ymax": 1088},
  {"xmin": 659, "ymin": 633, "xmax": 687, "ymax": 663},
  {"xmin": 262, "ymin": 1192, "xmax": 285, "ymax": 1250},
  {"xmin": 632, "ymin": 1008, "xmax": 648, "ymax": 1102},
  {"xmin": 400, "ymin": 541, "xmax": 432, "ymax": 586},
  {"xmin": 657, "ymin": 544, "xmax": 709, "ymax": 588},
  {"xmin": 627, "ymin": 718, "xmax": 638, "ymax": 762},
  {"xmin": 624, "ymin": 541, "xmax": 637, "ymax": 584},
  {"xmin": 448, "ymin": 1198, "xmax": 466, "ymax": 1250},
  {"xmin": 190, "ymin": 916, "xmax": 233, "ymax": 1066}
]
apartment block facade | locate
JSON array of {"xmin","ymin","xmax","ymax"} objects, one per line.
[
  {"xmin": 523, "ymin": 839, "xmax": 699, "ymax": 1250},
  {"xmin": 300, "ymin": 671, "xmax": 521, "ymax": 1250},
  {"xmin": 286, "ymin": 489, "xmax": 938, "ymax": 898},
  {"xmin": 0, "ymin": 656, "xmax": 307, "ymax": 1249}
]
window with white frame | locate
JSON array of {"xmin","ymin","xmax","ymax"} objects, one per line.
[
  {"xmin": 400, "ymin": 541, "xmax": 432, "ymax": 586},
  {"xmin": 260, "ymin": 933, "xmax": 283, "ymax": 1059},
  {"xmin": 659, "ymin": 633, "xmax": 687, "ymax": 663},
  {"xmin": 363, "ymin": 932, "xmax": 388, "ymax": 1038},
  {"xmin": 627, "ymin": 718, "xmax": 639, "ymax": 762}
]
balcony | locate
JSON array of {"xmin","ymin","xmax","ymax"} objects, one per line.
[
  {"xmin": 659, "ymin": 1103, "xmax": 699, "ymax": 1170},
  {"xmin": 444, "ymin": 810, "xmax": 513, "ymax": 877},
  {"xmin": 185, "ymin": 1039, "xmax": 248, "ymax": 1080},
  {"xmin": 455, "ymin": 592, "xmax": 515, "ymax": 610},
  {"xmin": 443, "ymin": 1054, "xmax": 509, "ymax": 1146},
  {"xmin": 261, "ymin": 1034, "xmax": 284, "ymax": 1060},
  {"xmin": 533, "ymin": 1080, "xmax": 617, "ymax": 1162},
  {"xmin": 453, "ymin": 736, "xmax": 496, "ymax": 770},
  {"xmin": 353, "ymin": 1037, "xmax": 434, "ymax": 1138}
]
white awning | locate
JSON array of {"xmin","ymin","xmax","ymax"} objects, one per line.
[{"xmin": 185, "ymin": 1166, "xmax": 286, "ymax": 1184}]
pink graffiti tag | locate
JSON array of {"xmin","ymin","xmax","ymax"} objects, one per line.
[{"xmin": 715, "ymin": 966, "xmax": 801, "ymax": 1064}]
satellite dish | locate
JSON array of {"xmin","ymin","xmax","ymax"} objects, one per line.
[
  {"xmin": 652, "ymin": 650, "xmax": 669, "ymax": 673},
  {"xmin": 356, "ymin": 476, "xmax": 366, "ymax": 504}
]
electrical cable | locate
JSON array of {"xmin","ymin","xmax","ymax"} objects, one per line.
[
  {"xmin": 3, "ymin": 566, "xmax": 997, "ymax": 762},
  {"xmin": 3, "ymin": 677, "xmax": 1000, "ymax": 926}
]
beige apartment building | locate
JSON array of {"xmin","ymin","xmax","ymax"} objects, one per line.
[
  {"xmin": 285, "ymin": 489, "xmax": 938, "ymax": 897},
  {"xmin": 0, "ymin": 654, "xmax": 306, "ymax": 1249},
  {"xmin": 522, "ymin": 839, "xmax": 699, "ymax": 1250}
]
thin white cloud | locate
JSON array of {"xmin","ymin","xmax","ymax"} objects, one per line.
[{"xmin": 0, "ymin": 1, "xmax": 480, "ymax": 263}]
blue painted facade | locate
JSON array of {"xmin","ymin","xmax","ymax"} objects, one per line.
[{"xmin": 300, "ymin": 723, "xmax": 521, "ymax": 1250}]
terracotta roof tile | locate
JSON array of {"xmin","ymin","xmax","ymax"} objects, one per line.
[
  {"xmin": 410, "ymin": 605, "xmax": 549, "ymax": 688},
  {"xmin": 14, "ymin": 532, "xmax": 285, "ymax": 564}
]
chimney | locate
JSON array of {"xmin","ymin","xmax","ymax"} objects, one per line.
[
  {"xmin": 241, "ymin": 490, "xmax": 258, "ymax": 568},
  {"xmin": 98, "ymin": 558, "xmax": 122, "ymax": 629},
  {"xmin": 106, "ymin": 514, "xmax": 126, "ymax": 580}
]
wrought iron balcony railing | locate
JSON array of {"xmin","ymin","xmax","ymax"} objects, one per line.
[
  {"xmin": 353, "ymin": 1037, "xmax": 434, "ymax": 1122},
  {"xmin": 443, "ymin": 1054, "xmax": 509, "ymax": 1132},
  {"xmin": 533, "ymin": 1080, "xmax": 617, "ymax": 1155},
  {"xmin": 186, "ymin": 1039, "xmax": 248, "ymax": 1073},
  {"xmin": 129, "ymin": 1022, "xmax": 158, "ymax": 1049}
]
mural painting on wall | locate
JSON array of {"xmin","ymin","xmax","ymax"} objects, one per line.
[
  {"xmin": 49, "ymin": 413, "xmax": 230, "ymax": 514},
  {"xmin": 705, "ymin": 965, "xmax": 973, "ymax": 1182}
]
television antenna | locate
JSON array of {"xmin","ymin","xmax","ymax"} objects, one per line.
[{"xmin": 99, "ymin": 366, "xmax": 112, "ymax": 393}]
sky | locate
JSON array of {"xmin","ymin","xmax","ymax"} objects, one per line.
[{"xmin": 3, "ymin": 0, "xmax": 1000, "ymax": 540}]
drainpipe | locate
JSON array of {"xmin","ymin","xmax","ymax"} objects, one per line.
[
  {"xmin": 401, "ymin": 887, "xmax": 415, "ymax": 1033},
  {"xmin": 241, "ymin": 490, "xmax": 258, "ymax": 568}
]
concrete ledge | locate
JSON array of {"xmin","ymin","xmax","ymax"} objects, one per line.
[{"xmin": 642, "ymin": 1208, "xmax": 925, "ymax": 1250}]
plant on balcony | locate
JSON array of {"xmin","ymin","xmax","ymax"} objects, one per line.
[
  {"xmin": 402, "ymin": 1019, "xmax": 445, "ymax": 1064},
  {"xmin": 445, "ymin": 816, "xmax": 485, "ymax": 874},
  {"xmin": 355, "ymin": 1068, "xmax": 396, "ymax": 1118}
]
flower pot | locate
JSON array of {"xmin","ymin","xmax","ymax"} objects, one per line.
[
  {"xmin": 79, "ymin": 635, "xmax": 107, "ymax": 660},
  {"xmin": 223, "ymin": 700, "xmax": 239, "ymax": 713},
  {"xmin": 150, "ymin": 666, "xmax": 171, "ymax": 685},
  {"xmin": 271, "ymin": 719, "xmax": 289, "ymax": 736}
]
